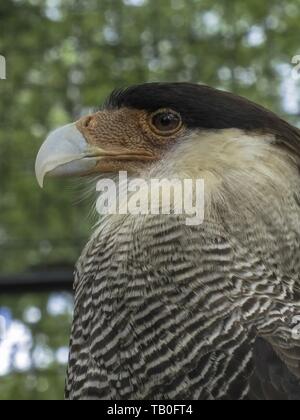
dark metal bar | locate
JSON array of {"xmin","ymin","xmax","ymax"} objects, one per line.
[{"xmin": 0, "ymin": 270, "xmax": 74, "ymax": 294}]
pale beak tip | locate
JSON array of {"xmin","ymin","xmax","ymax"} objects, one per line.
[
  {"xmin": 35, "ymin": 156, "xmax": 46, "ymax": 188},
  {"xmin": 37, "ymin": 176, "xmax": 45, "ymax": 189}
]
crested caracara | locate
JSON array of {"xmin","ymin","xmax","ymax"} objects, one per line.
[{"xmin": 36, "ymin": 83, "xmax": 300, "ymax": 400}]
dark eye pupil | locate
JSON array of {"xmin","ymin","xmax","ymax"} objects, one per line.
[
  {"xmin": 160, "ymin": 114, "xmax": 174, "ymax": 125},
  {"xmin": 152, "ymin": 112, "xmax": 181, "ymax": 132}
]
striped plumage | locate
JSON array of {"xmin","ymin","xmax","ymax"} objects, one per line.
[
  {"xmin": 35, "ymin": 83, "xmax": 300, "ymax": 400},
  {"xmin": 65, "ymin": 196, "xmax": 300, "ymax": 399}
]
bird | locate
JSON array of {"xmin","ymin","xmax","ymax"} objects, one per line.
[{"xmin": 35, "ymin": 82, "xmax": 300, "ymax": 400}]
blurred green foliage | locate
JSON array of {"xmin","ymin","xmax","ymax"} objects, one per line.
[
  {"xmin": 0, "ymin": 292, "xmax": 73, "ymax": 400},
  {"xmin": 0, "ymin": 0, "xmax": 299, "ymax": 400}
]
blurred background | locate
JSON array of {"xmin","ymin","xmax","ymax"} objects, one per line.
[{"xmin": 0, "ymin": 0, "xmax": 299, "ymax": 400}]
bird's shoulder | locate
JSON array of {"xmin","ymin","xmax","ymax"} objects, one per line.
[{"xmin": 72, "ymin": 215, "xmax": 300, "ymax": 400}]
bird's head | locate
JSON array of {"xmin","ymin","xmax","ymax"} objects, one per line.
[{"xmin": 36, "ymin": 83, "xmax": 300, "ymax": 202}]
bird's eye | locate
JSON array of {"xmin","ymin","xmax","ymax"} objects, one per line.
[{"xmin": 150, "ymin": 109, "xmax": 182, "ymax": 135}]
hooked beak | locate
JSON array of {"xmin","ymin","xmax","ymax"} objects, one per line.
[
  {"xmin": 35, "ymin": 123, "xmax": 103, "ymax": 188},
  {"xmin": 35, "ymin": 120, "xmax": 157, "ymax": 188}
]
